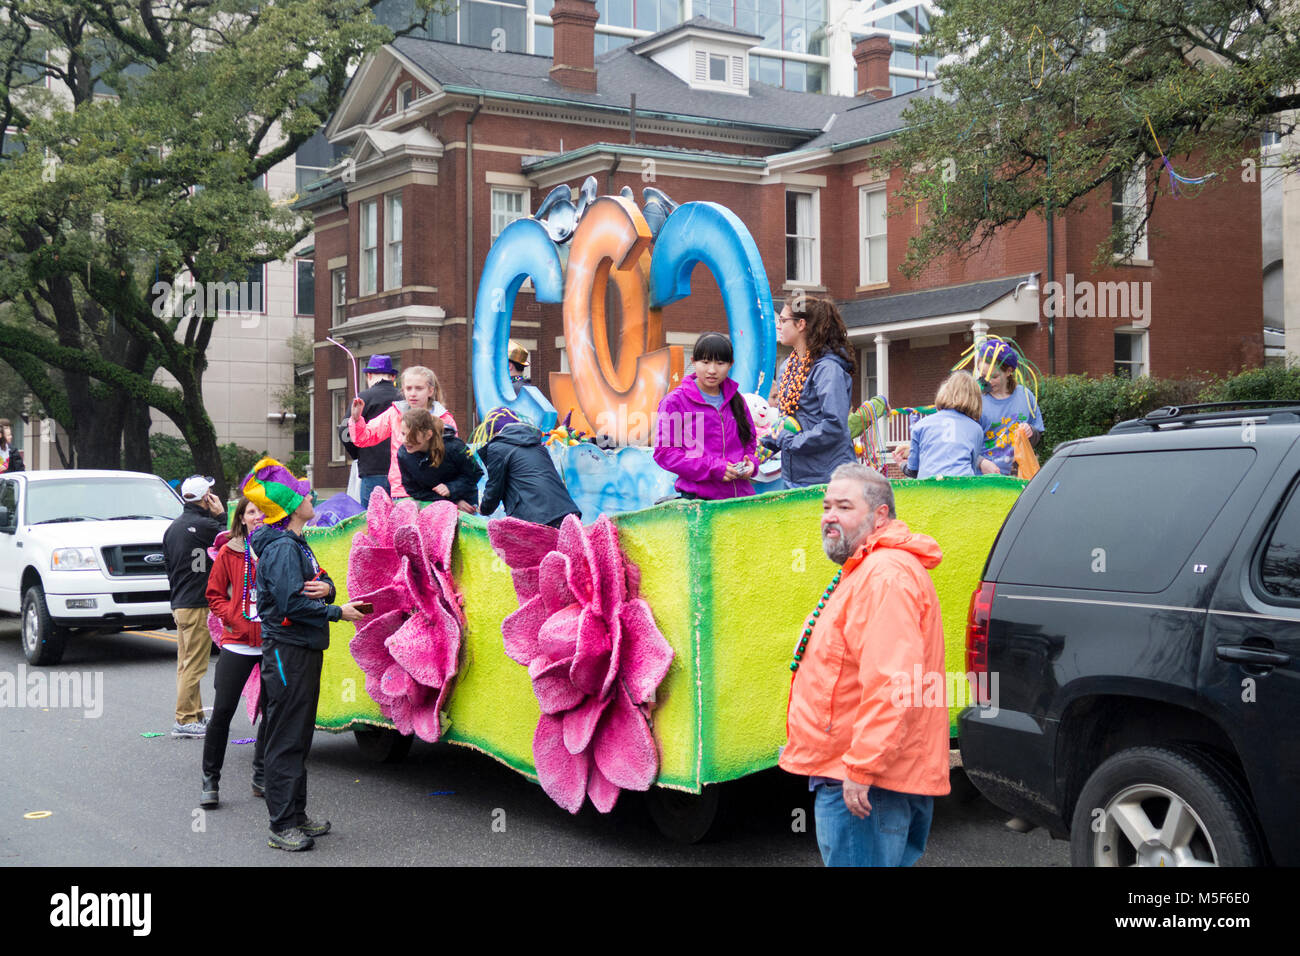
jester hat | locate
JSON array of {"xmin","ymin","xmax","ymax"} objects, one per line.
[{"xmin": 240, "ymin": 457, "xmax": 311, "ymax": 527}]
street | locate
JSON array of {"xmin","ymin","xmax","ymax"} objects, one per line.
[{"xmin": 0, "ymin": 620, "xmax": 1067, "ymax": 866}]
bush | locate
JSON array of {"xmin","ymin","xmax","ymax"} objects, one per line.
[
  {"xmin": 1197, "ymin": 365, "xmax": 1300, "ymax": 404},
  {"xmin": 1035, "ymin": 366, "xmax": 1300, "ymax": 462},
  {"xmin": 1037, "ymin": 375, "xmax": 1202, "ymax": 459},
  {"xmin": 149, "ymin": 434, "xmax": 194, "ymax": 482},
  {"xmin": 284, "ymin": 450, "xmax": 310, "ymax": 476},
  {"xmin": 149, "ymin": 434, "xmax": 267, "ymax": 492},
  {"xmin": 219, "ymin": 442, "xmax": 266, "ymax": 490}
]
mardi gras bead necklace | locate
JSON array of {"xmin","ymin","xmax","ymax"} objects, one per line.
[
  {"xmin": 240, "ymin": 546, "xmax": 259, "ymax": 621},
  {"xmin": 790, "ymin": 568, "xmax": 843, "ymax": 672},
  {"xmin": 775, "ymin": 351, "xmax": 812, "ymax": 418}
]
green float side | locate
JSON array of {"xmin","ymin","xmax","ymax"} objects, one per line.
[{"xmin": 309, "ymin": 477, "xmax": 1024, "ymax": 792}]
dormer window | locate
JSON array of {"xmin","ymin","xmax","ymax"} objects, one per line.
[
  {"xmin": 691, "ymin": 46, "xmax": 745, "ymax": 91},
  {"xmin": 632, "ymin": 18, "xmax": 758, "ymax": 94},
  {"xmin": 398, "ymin": 83, "xmax": 414, "ymax": 111}
]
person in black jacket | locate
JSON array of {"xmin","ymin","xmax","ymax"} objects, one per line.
[
  {"xmin": 355, "ymin": 355, "xmax": 401, "ymax": 506},
  {"xmin": 396, "ymin": 407, "xmax": 482, "ymax": 512},
  {"xmin": 242, "ymin": 458, "xmax": 366, "ymax": 852},
  {"xmin": 478, "ymin": 407, "xmax": 581, "ymax": 528},
  {"xmin": 163, "ymin": 475, "xmax": 228, "ymax": 737}
]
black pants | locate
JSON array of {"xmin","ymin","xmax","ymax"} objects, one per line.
[
  {"xmin": 202, "ymin": 648, "xmax": 266, "ymax": 785},
  {"xmin": 260, "ymin": 640, "xmax": 323, "ymax": 832}
]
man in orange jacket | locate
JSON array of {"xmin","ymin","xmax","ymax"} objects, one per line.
[{"xmin": 780, "ymin": 462, "xmax": 951, "ymax": 866}]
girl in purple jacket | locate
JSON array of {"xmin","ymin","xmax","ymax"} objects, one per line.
[{"xmin": 653, "ymin": 333, "xmax": 760, "ymax": 500}]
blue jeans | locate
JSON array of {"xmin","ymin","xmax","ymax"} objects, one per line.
[
  {"xmin": 813, "ymin": 782, "xmax": 933, "ymax": 867},
  {"xmin": 359, "ymin": 475, "xmax": 389, "ymax": 508}
]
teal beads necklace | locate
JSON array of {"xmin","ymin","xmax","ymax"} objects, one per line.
[{"xmin": 790, "ymin": 568, "xmax": 843, "ymax": 671}]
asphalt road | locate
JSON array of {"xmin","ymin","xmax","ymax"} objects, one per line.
[{"xmin": 0, "ymin": 620, "xmax": 1068, "ymax": 866}]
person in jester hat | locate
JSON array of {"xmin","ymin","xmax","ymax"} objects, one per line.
[
  {"xmin": 975, "ymin": 340, "xmax": 1044, "ymax": 476},
  {"xmin": 242, "ymin": 458, "xmax": 367, "ymax": 852}
]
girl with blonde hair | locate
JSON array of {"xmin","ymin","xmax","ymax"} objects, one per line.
[
  {"xmin": 349, "ymin": 365, "xmax": 457, "ymax": 500},
  {"xmin": 894, "ymin": 372, "xmax": 998, "ymax": 478}
]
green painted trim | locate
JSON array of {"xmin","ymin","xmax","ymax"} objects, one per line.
[{"xmin": 689, "ymin": 503, "xmax": 712, "ymax": 786}]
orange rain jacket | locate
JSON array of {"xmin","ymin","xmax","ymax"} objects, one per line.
[{"xmin": 779, "ymin": 518, "xmax": 951, "ymax": 796}]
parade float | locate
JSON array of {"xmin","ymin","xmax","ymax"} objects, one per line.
[{"xmin": 305, "ymin": 180, "xmax": 1026, "ymax": 839}]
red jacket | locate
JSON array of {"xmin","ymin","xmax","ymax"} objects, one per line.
[
  {"xmin": 779, "ymin": 519, "xmax": 950, "ymax": 796},
  {"xmin": 206, "ymin": 538, "xmax": 262, "ymax": 648}
]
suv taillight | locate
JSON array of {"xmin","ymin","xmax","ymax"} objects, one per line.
[{"xmin": 966, "ymin": 582, "xmax": 995, "ymax": 703}]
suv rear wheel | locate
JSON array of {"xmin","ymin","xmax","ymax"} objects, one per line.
[
  {"xmin": 1070, "ymin": 745, "xmax": 1263, "ymax": 867},
  {"xmin": 21, "ymin": 583, "xmax": 67, "ymax": 666}
]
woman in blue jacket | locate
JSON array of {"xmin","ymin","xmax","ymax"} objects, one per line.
[{"xmin": 765, "ymin": 295, "xmax": 857, "ymax": 487}]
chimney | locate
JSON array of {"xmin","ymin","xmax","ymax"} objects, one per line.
[
  {"xmin": 550, "ymin": 0, "xmax": 599, "ymax": 92},
  {"xmin": 853, "ymin": 35, "xmax": 892, "ymax": 100}
]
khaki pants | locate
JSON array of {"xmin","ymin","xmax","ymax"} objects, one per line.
[{"xmin": 173, "ymin": 606, "xmax": 211, "ymax": 725}]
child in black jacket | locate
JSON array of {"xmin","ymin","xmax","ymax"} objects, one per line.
[{"xmin": 397, "ymin": 407, "xmax": 483, "ymax": 512}]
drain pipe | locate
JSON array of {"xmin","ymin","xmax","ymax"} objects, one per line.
[{"xmin": 465, "ymin": 96, "xmax": 483, "ymax": 433}]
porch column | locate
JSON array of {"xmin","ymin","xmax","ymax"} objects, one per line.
[
  {"xmin": 874, "ymin": 333, "xmax": 889, "ymax": 401},
  {"xmin": 970, "ymin": 318, "xmax": 990, "ymax": 348}
]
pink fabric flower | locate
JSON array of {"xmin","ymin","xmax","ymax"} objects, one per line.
[
  {"xmin": 489, "ymin": 514, "xmax": 674, "ymax": 813},
  {"xmin": 347, "ymin": 489, "xmax": 465, "ymax": 742}
]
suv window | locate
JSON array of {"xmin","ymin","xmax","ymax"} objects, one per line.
[
  {"xmin": 1000, "ymin": 448, "xmax": 1253, "ymax": 593},
  {"xmin": 1258, "ymin": 479, "xmax": 1300, "ymax": 602}
]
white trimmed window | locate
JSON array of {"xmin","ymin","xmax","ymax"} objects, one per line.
[
  {"xmin": 398, "ymin": 82, "xmax": 414, "ymax": 111},
  {"xmin": 859, "ymin": 185, "xmax": 888, "ymax": 285},
  {"xmin": 491, "ymin": 188, "xmax": 530, "ymax": 242},
  {"xmin": 1112, "ymin": 164, "xmax": 1149, "ymax": 261},
  {"xmin": 332, "ymin": 268, "xmax": 346, "ymax": 325},
  {"xmin": 331, "ymin": 389, "xmax": 348, "ymax": 462},
  {"xmin": 1114, "ymin": 329, "xmax": 1148, "ymax": 379},
  {"xmin": 785, "ymin": 189, "xmax": 820, "ymax": 285},
  {"xmin": 360, "ymin": 200, "xmax": 378, "ymax": 295},
  {"xmin": 385, "ymin": 193, "xmax": 403, "ymax": 290}
]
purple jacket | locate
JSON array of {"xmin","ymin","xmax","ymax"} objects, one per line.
[{"xmin": 653, "ymin": 374, "xmax": 760, "ymax": 500}]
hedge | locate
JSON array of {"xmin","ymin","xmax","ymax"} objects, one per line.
[{"xmin": 1037, "ymin": 366, "xmax": 1300, "ymax": 461}]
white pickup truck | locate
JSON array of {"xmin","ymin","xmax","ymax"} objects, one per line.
[{"xmin": 0, "ymin": 470, "xmax": 185, "ymax": 665}]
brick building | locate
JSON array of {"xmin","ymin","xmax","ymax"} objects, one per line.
[{"xmin": 301, "ymin": 1, "xmax": 1263, "ymax": 491}]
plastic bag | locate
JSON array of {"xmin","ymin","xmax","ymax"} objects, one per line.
[{"xmin": 1013, "ymin": 428, "xmax": 1040, "ymax": 481}]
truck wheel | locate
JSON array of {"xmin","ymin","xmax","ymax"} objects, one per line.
[
  {"xmin": 21, "ymin": 584, "xmax": 66, "ymax": 666},
  {"xmin": 1070, "ymin": 745, "xmax": 1263, "ymax": 867},
  {"xmin": 645, "ymin": 785, "xmax": 722, "ymax": 844},
  {"xmin": 353, "ymin": 726, "xmax": 413, "ymax": 763}
]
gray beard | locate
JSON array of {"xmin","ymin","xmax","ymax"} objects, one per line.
[{"xmin": 822, "ymin": 529, "xmax": 860, "ymax": 565}]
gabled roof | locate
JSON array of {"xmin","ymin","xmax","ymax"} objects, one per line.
[
  {"xmin": 626, "ymin": 15, "xmax": 763, "ymax": 51},
  {"xmin": 377, "ymin": 35, "xmax": 868, "ymax": 138},
  {"xmin": 840, "ymin": 275, "xmax": 1027, "ymax": 328}
]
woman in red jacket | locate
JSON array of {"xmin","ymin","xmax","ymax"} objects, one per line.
[{"xmin": 201, "ymin": 496, "xmax": 267, "ymax": 808}]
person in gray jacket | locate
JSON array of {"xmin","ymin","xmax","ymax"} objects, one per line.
[{"xmin": 765, "ymin": 295, "xmax": 858, "ymax": 487}]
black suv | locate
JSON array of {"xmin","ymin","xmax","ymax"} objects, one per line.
[{"xmin": 959, "ymin": 403, "xmax": 1300, "ymax": 866}]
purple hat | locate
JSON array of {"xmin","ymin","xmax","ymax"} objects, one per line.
[
  {"xmin": 364, "ymin": 354, "xmax": 397, "ymax": 375},
  {"xmin": 978, "ymin": 340, "xmax": 1018, "ymax": 371}
]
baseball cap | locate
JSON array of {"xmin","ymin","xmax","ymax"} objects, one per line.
[{"xmin": 180, "ymin": 475, "xmax": 215, "ymax": 502}]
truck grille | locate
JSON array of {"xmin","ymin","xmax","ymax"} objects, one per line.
[
  {"xmin": 112, "ymin": 591, "xmax": 171, "ymax": 604},
  {"xmin": 102, "ymin": 544, "xmax": 168, "ymax": 577}
]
